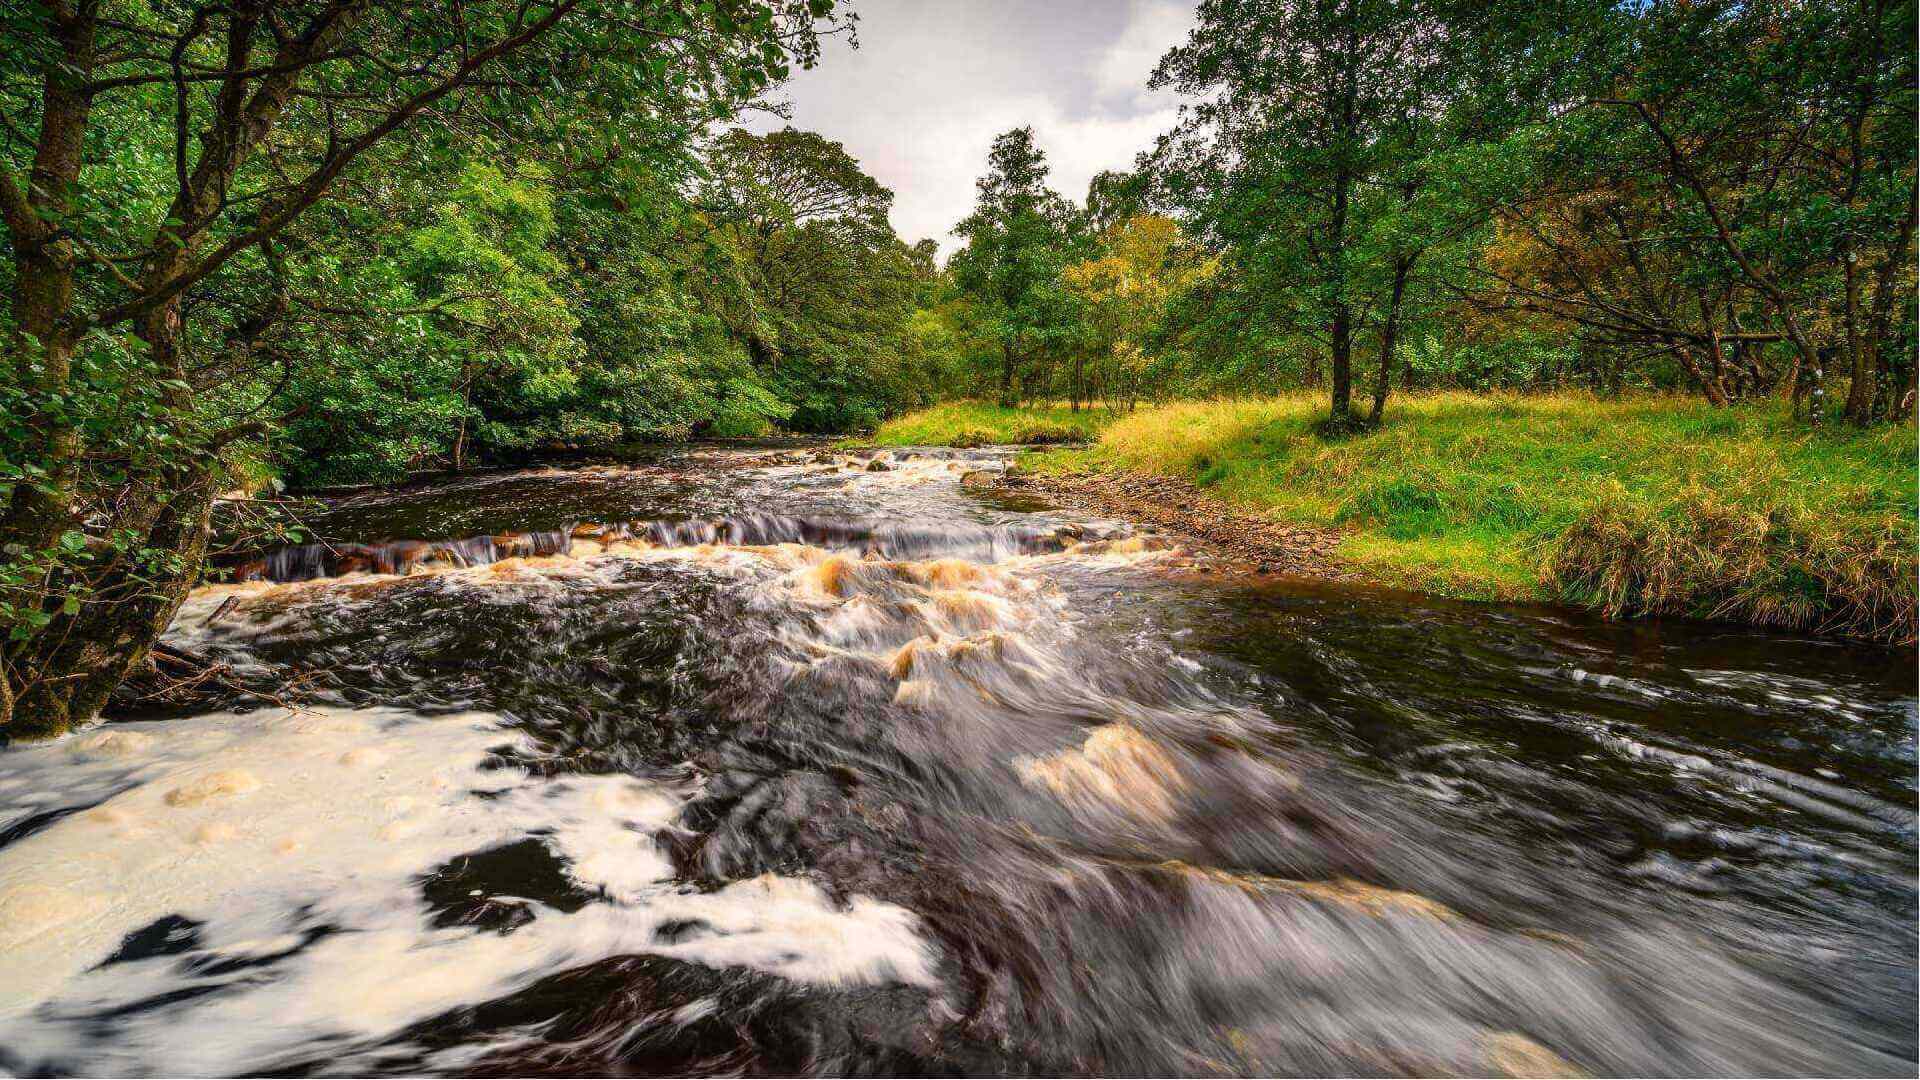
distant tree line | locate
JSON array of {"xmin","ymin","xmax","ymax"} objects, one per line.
[{"xmin": 923, "ymin": 0, "xmax": 1916, "ymax": 430}]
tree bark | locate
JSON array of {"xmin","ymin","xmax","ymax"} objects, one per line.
[
  {"xmin": 1865, "ymin": 189, "xmax": 1917, "ymax": 421},
  {"xmin": 9, "ymin": 472, "xmax": 215, "ymax": 737},
  {"xmin": 1367, "ymin": 255, "xmax": 1414, "ymax": 426},
  {"xmin": 1693, "ymin": 296, "xmax": 1734, "ymax": 407},
  {"xmin": 1841, "ymin": 253, "xmax": 1873, "ymax": 421},
  {"xmin": 1329, "ymin": 307, "xmax": 1354, "ymax": 423},
  {"xmin": 1323, "ymin": 0, "xmax": 1359, "ymax": 428},
  {"xmin": 1671, "ymin": 344, "xmax": 1732, "ymax": 407},
  {"xmin": 1, "ymin": 0, "xmax": 99, "ymax": 563}
]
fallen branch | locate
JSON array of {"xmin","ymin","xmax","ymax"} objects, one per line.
[{"xmin": 110, "ymin": 640, "xmax": 322, "ymax": 715}]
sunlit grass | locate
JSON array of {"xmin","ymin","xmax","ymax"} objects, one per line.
[
  {"xmin": 1021, "ymin": 391, "xmax": 1915, "ymax": 640},
  {"xmin": 867, "ymin": 401, "xmax": 1111, "ymax": 447}
]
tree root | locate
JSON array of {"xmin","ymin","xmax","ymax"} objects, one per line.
[{"xmin": 108, "ymin": 641, "xmax": 320, "ymax": 717}]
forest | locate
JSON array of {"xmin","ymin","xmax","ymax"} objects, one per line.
[
  {"xmin": 0, "ymin": 4, "xmax": 1916, "ymax": 1077},
  {"xmin": 2, "ymin": 0, "xmax": 1916, "ymax": 736}
]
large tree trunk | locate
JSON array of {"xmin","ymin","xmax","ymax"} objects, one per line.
[
  {"xmin": 1329, "ymin": 306, "xmax": 1354, "ymax": 422},
  {"xmin": 1864, "ymin": 190, "xmax": 1917, "ymax": 422},
  {"xmin": 1841, "ymin": 255, "xmax": 1874, "ymax": 422},
  {"xmin": 1325, "ymin": 162, "xmax": 1353, "ymax": 420},
  {"xmin": 1322, "ymin": 0, "xmax": 1359, "ymax": 428},
  {"xmin": 0, "ymin": 2, "xmax": 100, "ymax": 735},
  {"xmin": 3, "ymin": 284, "xmax": 82, "ymax": 562},
  {"xmin": 997, "ymin": 338, "xmax": 1018, "ymax": 407},
  {"xmin": 7, "ymin": 298, "xmax": 221, "ymax": 738},
  {"xmin": 8, "ymin": 472, "xmax": 215, "ymax": 737},
  {"xmin": 1367, "ymin": 256, "xmax": 1413, "ymax": 426},
  {"xmin": 1, "ymin": 0, "xmax": 97, "ymax": 570}
]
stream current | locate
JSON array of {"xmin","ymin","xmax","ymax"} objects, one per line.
[{"xmin": 0, "ymin": 446, "xmax": 1913, "ymax": 1076}]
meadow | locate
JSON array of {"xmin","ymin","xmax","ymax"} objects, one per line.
[{"xmin": 875, "ymin": 394, "xmax": 1917, "ymax": 642}]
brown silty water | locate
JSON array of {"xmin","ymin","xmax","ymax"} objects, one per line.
[{"xmin": 0, "ymin": 445, "xmax": 1912, "ymax": 1076}]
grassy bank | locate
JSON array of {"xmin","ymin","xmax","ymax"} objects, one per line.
[
  {"xmin": 892, "ymin": 393, "xmax": 1916, "ymax": 642},
  {"xmin": 867, "ymin": 402, "xmax": 1109, "ymax": 447}
]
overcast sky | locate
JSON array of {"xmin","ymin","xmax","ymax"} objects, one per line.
[{"xmin": 747, "ymin": 0, "xmax": 1198, "ymax": 251}]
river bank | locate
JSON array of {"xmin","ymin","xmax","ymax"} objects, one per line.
[
  {"xmin": 995, "ymin": 466, "xmax": 1353, "ymax": 581},
  {"xmin": 872, "ymin": 394, "xmax": 1918, "ymax": 645}
]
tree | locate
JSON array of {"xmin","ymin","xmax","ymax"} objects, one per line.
[
  {"xmin": 1152, "ymin": 0, "xmax": 1410, "ymax": 425},
  {"xmin": 1597, "ymin": 0, "xmax": 1916, "ymax": 424},
  {"xmin": 700, "ymin": 126, "xmax": 925, "ymax": 430},
  {"xmin": 950, "ymin": 127, "xmax": 1082, "ymax": 407},
  {"xmin": 1062, "ymin": 215, "xmax": 1214, "ymax": 408},
  {"xmin": 270, "ymin": 151, "xmax": 584, "ymax": 482},
  {"xmin": 1084, "ymin": 169, "xmax": 1147, "ymax": 234},
  {"xmin": 1150, "ymin": 0, "xmax": 1504, "ymax": 428},
  {"xmin": 0, "ymin": 0, "xmax": 837, "ymax": 737},
  {"xmin": 1458, "ymin": 0, "xmax": 1916, "ymax": 419}
]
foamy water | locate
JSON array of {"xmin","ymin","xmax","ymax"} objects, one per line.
[{"xmin": 0, "ymin": 704, "xmax": 936, "ymax": 1074}]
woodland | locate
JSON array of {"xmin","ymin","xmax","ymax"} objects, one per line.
[{"xmin": 2, "ymin": 0, "xmax": 1914, "ymax": 734}]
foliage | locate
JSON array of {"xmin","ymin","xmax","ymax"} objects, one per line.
[
  {"xmin": 925, "ymin": 0, "xmax": 1914, "ymax": 430},
  {"xmin": 702, "ymin": 126, "xmax": 932, "ymax": 432},
  {"xmin": 1061, "ymin": 215, "xmax": 1215, "ymax": 408},
  {"xmin": 0, "ymin": 0, "xmax": 845, "ymax": 735},
  {"xmin": 1145, "ymin": 0, "xmax": 1488, "ymax": 425},
  {"xmin": 949, "ymin": 127, "xmax": 1086, "ymax": 406},
  {"xmin": 271, "ymin": 122, "xmax": 933, "ymax": 483}
]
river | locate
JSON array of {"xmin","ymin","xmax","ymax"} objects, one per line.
[{"xmin": 0, "ymin": 446, "xmax": 1913, "ymax": 1076}]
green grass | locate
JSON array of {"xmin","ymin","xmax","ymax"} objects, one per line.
[
  {"xmin": 867, "ymin": 401, "xmax": 1112, "ymax": 447},
  {"xmin": 1019, "ymin": 392, "xmax": 1916, "ymax": 641}
]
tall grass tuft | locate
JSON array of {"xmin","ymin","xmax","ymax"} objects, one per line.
[
  {"xmin": 868, "ymin": 402, "xmax": 1109, "ymax": 447},
  {"xmin": 1553, "ymin": 488, "xmax": 1916, "ymax": 643}
]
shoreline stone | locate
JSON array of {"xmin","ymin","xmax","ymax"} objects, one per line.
[{"xmin": 998, "ymin": 467, "xmax": 1354, "ymax": 582}]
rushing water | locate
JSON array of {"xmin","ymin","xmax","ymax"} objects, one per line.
[{"xmin": 0, "ymin": 446, "xmax": 1913, "ymax": 1077}]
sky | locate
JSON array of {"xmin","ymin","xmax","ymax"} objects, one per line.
[{"xmin": 748, "ymin": 0, "xmax": 1198, "ymax": 251}]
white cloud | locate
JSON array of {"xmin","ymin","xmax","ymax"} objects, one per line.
[
  {"xmin": 864, "ymin": 94, "xmax": 1178, "ymax": 247},
  {"xmin": 747, "ymin": 0, "xmax": 1197, "ymax": 250},
  {"xmin": 1094, "ymin": 0, "xmax": 1195, "ymax": 110}
]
